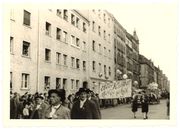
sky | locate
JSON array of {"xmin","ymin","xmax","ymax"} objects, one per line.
[{"xmin": 108, "ymin": 2, "xmax": 178, "ymax": 87}]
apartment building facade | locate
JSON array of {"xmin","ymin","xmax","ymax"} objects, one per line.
[
  {"xmin": 87, "ymin": 10, "xmax": 114, "ymax": 93},
  {"xmin": 10, "ymin": 9, "xmax": 90, "ymax": 95}
]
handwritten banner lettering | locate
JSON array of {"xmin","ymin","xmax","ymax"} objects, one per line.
[{"xmin": 99, "ymin": 79, "xmax": 132, "ymax": 99}]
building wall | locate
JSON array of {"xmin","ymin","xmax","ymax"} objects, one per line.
[
  {"xmin": 87, "ymin": 10, "xmax": 114, "ymax": 93},
  {"xmin": 114, "ymin": 18, "xmax": 127, "ymax": 80},
  {"xmin": 10, "ymin": 9, "xmax": 90, "ymax": 95},
  {"xmin": 10, "ymin": 9, "xmax": 39, "ymax": 94}
]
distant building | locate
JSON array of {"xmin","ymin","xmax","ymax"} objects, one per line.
[
  {"xmin": 139, "ymin": 54, "xmax": 154, "ymax": 88},
  {"xmin": 113, "ymin": 17, "xmax": 126, "ymax": 80},
  {"xmin": 125, "ymin": 31, "xmax": 140, "ymax": 85}
]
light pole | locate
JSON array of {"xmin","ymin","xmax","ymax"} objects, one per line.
[{"xmin": 116, "ymin": 69, "xmax": 122, "ymax": 80}]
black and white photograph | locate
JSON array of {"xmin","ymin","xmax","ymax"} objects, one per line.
[{"xmin": 1, "ymin": 0, "xmax": 179, "ymax": 128}]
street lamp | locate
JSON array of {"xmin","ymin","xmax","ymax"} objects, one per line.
[
  {"xmin": 98, "ymin": 72, "xmax": 103, "ymax": 78},
  {"xmin": 122, "ymin": 74, "xmax": 128, "ymax": 80},
  {"xmin": 116, "ymin": 69, "xmax": 122, "ymax": 80},
  {"xmin": 133, "ymin": 81, "xmax": 138, "ymax": 88}
]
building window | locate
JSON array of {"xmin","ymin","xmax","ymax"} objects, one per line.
[
  {"xmin": 45, "ymin": 22, "xmax": 51, "ymax": 36},
  {"xmin": 108, "ymin": 34, "xmax": 110, "ymax": 42},
  {"xmin": 45, "ymin": 48, "xmax": 51, "ymax": 61},
  {"xmin": 98, "ymin": 9, "xmax": 101, "ymax": 19},
  {"xmin": 108, "ymin": 50, "xmax": 111, "ymax": 57},
  {"xmin": 109, "ymin": 67, "xmax": 111, "ymax": 76},
  {"xmin": 76, "ymin": 80, "xmax": 79, "ymax": 89},
  {"xmin": 71, "ymin": 79, "xmax": 74, "ymax": 89},
  {"xmin": 44, "ymin": 76, "xmax": 50, "ymax": 90},
  {"xmin": 10, "ymin": 72, "xmax": 12, "ymax": 89},
  {"xmin": 98, "ymin": 44, "xmax": 102, "ymax": 54},
  {"xmin": 83, "ymin": 22, "xmax": 86, "ymax": 33},
  {"xmin": 56, "ymin": 78, "xmax": 61, "ymax": 89},
  {"xmin": 98, "ymin": 26, "xmax": 101, "ymax": 36},
  {"xmin": 56, "ymin": 52, "xmax": 61, "ymax": 64},
  {"xmin": 83, "ymin": 41, "xmax": 86, "ymax": 51},
  {"xmin": 56, "ymin": 28, "xmax": 61, "ymax": 40},
  {"xmin": 99, "ymin": 63, "xmax": 102, "ymax": 73},
  {"xmin": 21, "ymin": 73, "xmax": 29, "ymax": 89},
  {"xmin": 76, "ymin": 58, "xmax": 80, "ymax": 69},
  {"xmin": 22, "ymin": 41, "xmax": 30, "ymax": 57},
  {"xmin": 62, "ymin": 31, "xmax": 67, "ymax": 43},
  {"xmin": 104, "ymin": 47, "xmax": 106, "ymax": 56},
  {"xmin": 83, "ymin": 61, "xmax": 86, "ymax": 71},
  {"xmin": 92, "ymin": 61, "xmax": 96, "ymax": 72},
  {"xmin": 63, "ymin": 78, "xmax": 67, "ymax": 89},
  {"xmin": 76, "ymin": 17, "xmax": 79, "ymax": 28},
  {"xmin": 71, "ymin": 57, "xmax": 75, "ymax": 68},
  {"xmin": 103, "ymin": 13, "xmax": 106, "ymax": 23},
  {"xmin": 23, "ymin": 10, "xmax": 30, "ymax": 26},
  {"xmin": 63, "ymin": 54, "xmax": 67, "ymax": 66},
  {"xmin": 108, "ymin": 18, "xmax": 110, "ymax": 26},
  {"xmin": 104, "ymin": 30, "xmax": 106, "ymax": 40},
  {"xmin": 76, "ymin": 38, "xmax": 80, "ymax": 47},
  {"xmin": 57, "ymin": 9, "xmax": 62, "ymax": 17},
  {"xmin": 71, "ymin": 14, "xmax": 75, "ymax": 25},
  {"xmin": 92, "ymin": 40, "xmax": 95, "ymax": 51},
  {"xmin": 63, "ymin": 10, "xmax": 68, "ymax": 21},
  {"xmin": 92, "ymin": 21, "xmax": 95, "ymax": 32},
  {"xmin": 71, "ymin": 35, "xmax": 75, "ymax": 45},
  {"xmin": 104, "ymin": 65, "xmax": 106, "ymax": 76},
  {"xmin": 10, "ymin": 37, "xmax": 13, "ymax": 53}
]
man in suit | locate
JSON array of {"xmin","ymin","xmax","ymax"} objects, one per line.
[
  {"xmin": 30, "ymin": 95, "xmax": 48, "ymax": 119},
  {"xmin": 71, "ymin": 88, "xmax": 100, "ymax": 119},
  {"xmin": 44, "ymin": 89, "xmax": 70, "ymax": 119},
  {"xmin": 87, "ymin": 89, "xmax": 101, "ymax": 118}
]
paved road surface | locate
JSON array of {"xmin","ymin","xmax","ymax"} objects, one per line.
[{"xmin": 101, "ymin": 99, "xmax": 169, "ymax": 119}]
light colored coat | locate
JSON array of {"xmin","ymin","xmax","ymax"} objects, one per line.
[{"xmin": 44, "ymin": 105, "xmax": 70, "ymax": 119}]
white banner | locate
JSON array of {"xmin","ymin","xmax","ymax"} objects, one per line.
[{"xmin": 99, "ymin": 79, "xmax": 132, "ymax": 99}]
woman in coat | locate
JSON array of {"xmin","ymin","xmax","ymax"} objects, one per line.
[
  {"xmin": 131, "ymin": 96, "xmax": 138, "ymax": 118},
  {"xmin": 141, "ymin": 94, "xmax": 149, "ymax": 119}
]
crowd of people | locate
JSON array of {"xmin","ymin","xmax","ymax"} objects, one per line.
[{"xmin": 10, "ymin": 81, "xmax": 101, "ymax": 119}]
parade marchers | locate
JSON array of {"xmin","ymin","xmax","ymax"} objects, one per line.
[
  {"xmin": 10, "ymin": 81, "xmax": 169, "ymax": 119},
  {"xmin": 10, "ymin": 81, "xmax": 101, "ymax": 119}
]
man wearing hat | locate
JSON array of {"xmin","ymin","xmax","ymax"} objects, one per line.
[
  {"xmin": 87, "ymin": 89, "xmax": 101, "ymax": 119},
  {"xmin": 44, "ymin": 89, "xmax": 70, "ymax": 119},
  {"xmin": 71, "ymin": 88, "xmax": 100, "ymax": 119},
  {"xmin": 30, "ymin": 95, "xmax": 48, "ymax": 119}
]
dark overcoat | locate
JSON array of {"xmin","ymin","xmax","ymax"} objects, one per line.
[
  {"xmin": 131, "ymin": 100, "xmax": 138, "ymax": 112},
  {"xmin": 71, "ymin": 99, "xmax": 100, "ymax": 119},
  {"xmin": 30, "ymin": 102, "xmax": 48, "ymax": 119},
  {"xmin": 141, "ymin": 96, "xmax": 149, "ymax": 113}
]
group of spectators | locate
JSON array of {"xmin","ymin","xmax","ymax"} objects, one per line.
[{"xmin": 10, "ymin": 81, "xmax": 101, "ymax": 119}]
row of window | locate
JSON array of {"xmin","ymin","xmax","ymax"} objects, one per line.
[
  {"xmin": 92, "ymin": 61, "xmax": 111, "ymax": 77},
  {"xmin": 92, "ymin": 9, "xmax": 111, "ymax": 27},
  {"xmin": 19, "ymin": 10, "xmax": 87, "ymax": 51},
  {"xmin": 10, "ymin": 36, "xmax": 86, "ymax": 60},
  {"xmin": 10, "ymin": 72, "xmax": 80, "ymax": 90},
  {"xmin": 46, "ymin": 49, "xmax": 87, "ymax": 71},
  {"xmin": 46, "ymin": 22, "xmax": 87, "ymax": 50},
  {"xmin": 92, "ymin": 40, "xmax": 111, "ymax": 58},
  {"xmin": 21, "ymin": 9, "xmax": 87, "ymax": 34},
  {"xmin": 92, "ymin": 21, "xmax": 111, "ymax": 42},
  {"xmin": 10, "ymin": 37, "xmax": 112, "ymax": 74},
  {"xmin": 56, "ymin": 9, "xmax": 87, "ymax": 33}
]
